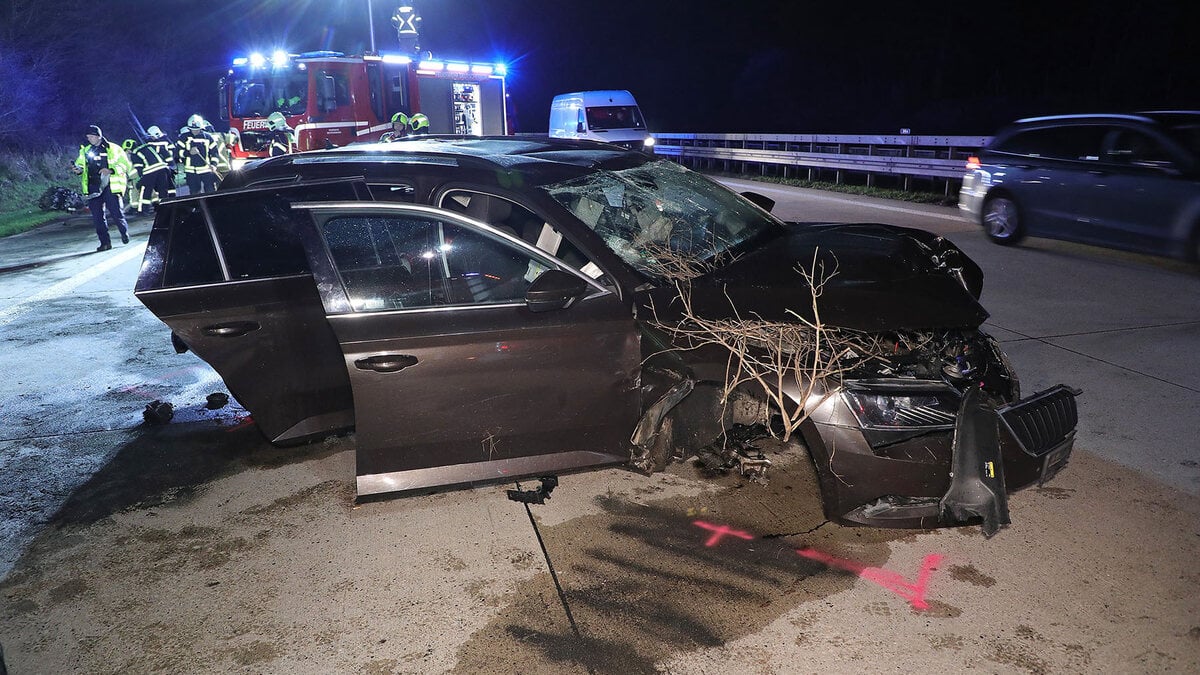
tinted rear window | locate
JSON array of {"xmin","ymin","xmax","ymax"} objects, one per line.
[
  {"xmin": 208, "ymin": 194, "xmax": 311, "ymax": 279},
  {"xmin": 163, "ymin": 205, "xmax": 222, "ymax": 287},
  {"xmin": 206, "ymin": 181, "xmax": 366, "ymax": 280}
]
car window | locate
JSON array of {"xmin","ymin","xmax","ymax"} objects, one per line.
[
  {"xmin": 322, "ymin": 214, "xmax": 550, "ymax": 312},
  {"xmin": 995, "ymin": 126, "xmax": 1107, "ymax": 161},
  {"xmin": 162, "ymin": 205, "xmax": 222, "ymax": 287},
  {"xmin": 1105, "ymin": 129, "xmax": 1175, "ymax": 168},
  {"xmin": 203, "ymin": 181, "xmax": 365, "ymax": 280},
  {"xmin": 207, "ymin": 194, "xmax": 312, "ymax": 279},
  {"xmin": 440, "ymin": 190, "xmax": 603, "ymax": 278},
  {"xmin": 1164, "ymin": 124, "xmax": 1200, "ymax": 156}
]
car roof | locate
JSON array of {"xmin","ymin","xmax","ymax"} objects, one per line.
[
  {"xmin": 232, "ymin": 135, "xmax": 649, "ymax": 184},
  {"xmin": 1011, "ymin": 111, "xmax": 1200, "ymax": 127}
]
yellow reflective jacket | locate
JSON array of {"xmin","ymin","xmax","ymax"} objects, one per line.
[{"xmin": 74, "ymin": 141, "xmax": 135, "ymax": 195}]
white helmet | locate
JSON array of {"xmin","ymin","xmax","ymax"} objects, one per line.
[
  {"xmin": 266, "ymin": 112, "xmax": 288, "ymax": 131},
  {"xmin": 187, "ymin": 113, "xmax": 205, "ymax": 130},
  {"xmin": 146, "ymin": 126, "xmax": 164, "ymax": 139}
]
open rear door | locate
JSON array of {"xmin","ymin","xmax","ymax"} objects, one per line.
[{"xmin": 134, "ymin": 179, "xmax": 372, "ymax": 443}]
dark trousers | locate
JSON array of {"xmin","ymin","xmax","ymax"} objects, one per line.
[
  {"xmin": 88, "ymin": 188, "xmax": 128, "ymax": 247},
  {"xmin": 138, "ymin": 169, "xmax": 173, "ymax": 210},
  {"xmin": 185, "ymin": 172, "xmax": 218, "ymax": 195}
]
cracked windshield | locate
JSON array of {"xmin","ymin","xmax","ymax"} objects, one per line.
[{"xmin": 542, "ymin": 160, "xmax": 778, "ymax": 275}]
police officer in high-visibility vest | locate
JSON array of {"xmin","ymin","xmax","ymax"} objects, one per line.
[
  {"xmin": 73, "ymin": 125, "xmax": 134, "ymax": 251},
  {"xmin": 176, "ymin": 114, "xmax": 219, "ymax": 194},
  {"xmin": 266, "ymin": 112, "xmax": 294, "ymax": 157},
  {"xmin": 380, "ymin": 112, "xmax": 409, "ymax": 142},
  {"xmin": 131, "ymin": 126, "xmax": 173, "ymax": 214}
]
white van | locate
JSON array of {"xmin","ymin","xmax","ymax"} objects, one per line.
[{"xmin": 549, "ymin": 90, "xmax": 654, "ymax": 152}]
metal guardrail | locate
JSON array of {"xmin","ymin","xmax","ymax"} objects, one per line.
[{"xmin": 651, "ymin": 133, "xmax": 993, "ymax": 192}]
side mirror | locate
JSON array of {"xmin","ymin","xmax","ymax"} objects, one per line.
[
  {"xmin": 526, "ymin": 269, "xmax": 589, "ymax": 313},
  {"xmin": 740, "ymin": 191, "xmax": 775, "ymax": 213}
]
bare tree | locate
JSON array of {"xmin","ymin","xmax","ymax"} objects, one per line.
[{"xmin": 643, "ymin": 245, "xmax": 894, "ymax": 445}]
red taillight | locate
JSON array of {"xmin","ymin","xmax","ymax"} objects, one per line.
[{"xmin": 966, "ymin": 155, "xmax": 981, "ymax": 170}]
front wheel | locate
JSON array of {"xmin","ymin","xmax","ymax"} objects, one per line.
[{"xmin": 982, "ymin": 195, "xmax": 1025, "ymax": 245}]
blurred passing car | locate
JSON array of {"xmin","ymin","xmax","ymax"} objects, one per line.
[
  {"xmin": 135, "ymin": 136, "xmax": 1079, "ymax": 533},
  {"xmin": 960, "ymin": 111, "xmax": 1200, "ymax": 261}
]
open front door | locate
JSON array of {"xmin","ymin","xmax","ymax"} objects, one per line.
[{"xmin": 295, "ymin": 203, "xmax": 641, "ymax": 496}]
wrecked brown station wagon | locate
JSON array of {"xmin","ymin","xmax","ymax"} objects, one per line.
[{"xmin": 134, "ymin": 136, "xmax": 1079, "ymax": 535}]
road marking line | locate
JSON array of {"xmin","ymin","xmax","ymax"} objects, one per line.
[
  {"xmin": 721, "ymin": 179, "xmax": 969, "ymax": 222},
  {"xmin": 0, "ymin": 243, "xmax": 145, "ymax": 326}
]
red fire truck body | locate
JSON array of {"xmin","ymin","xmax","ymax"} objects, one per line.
[{"xmin": 219, "ymin": 51, "xmax": 508, "ymax": 166}]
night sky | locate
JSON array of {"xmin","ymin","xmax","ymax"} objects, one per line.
[
  {"xmin": 242, "ymin": 0, "xmax": 1200, "ymax": 135},
  {"xmin": 5, "ymin": 0, "xmax": 1200, "ymax": 143}
]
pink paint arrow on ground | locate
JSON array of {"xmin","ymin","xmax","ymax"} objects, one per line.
[{"xmin": 796, "ymin": 548, "xmax": 943, "ymax": 610}]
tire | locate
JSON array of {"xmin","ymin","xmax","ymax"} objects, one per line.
[{"xmin": 982, "ymin": 194, "xmax": 1025, "ymax": 245}]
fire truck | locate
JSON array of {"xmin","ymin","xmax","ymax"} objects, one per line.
[{"xmin": 218, "ymin": 50, "xmax": 509, "ymax": 167}]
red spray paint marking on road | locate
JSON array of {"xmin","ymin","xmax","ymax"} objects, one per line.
[
  {"xmin": 797, "ymin": 547, "xmax": 943, "ymax": 611},
  {"xmin": 689, "ymin": 520, "xmax": 945, "ymax": 610},
  {"xmin": 692, "ymin": 520, "xmax": 755, "ymax": 547}
]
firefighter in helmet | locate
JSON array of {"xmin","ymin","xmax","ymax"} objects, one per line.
[
  {"xmin": 380, "ymin": 112, "xmax": 409, "ymax": 142},
  {"xmin": 130, "ymin": 126, "xmax": 174, "ymax": 214},
  {"xmin": 266, "ymin": 112, "xmax": 294, "ymax": 157},
  {"xmin": 176, "ymin": 114, "xmax": 219, "ymax": 194},
  {"xmin": 409, "ymin": 112, "xmax": 430, "ymax": 135}
]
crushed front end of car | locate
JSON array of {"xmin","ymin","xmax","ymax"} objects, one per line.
[
  {"xmin": 795, "ymin": 328, "xmax": 1079, "ymax": 535},
  {"xmin": 540, "ymin": 157, "xmax": 1080, "ymax": 535}
]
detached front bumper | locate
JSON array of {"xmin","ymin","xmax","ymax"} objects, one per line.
[{"xmin": 813, "ymin": 384, "xmax": 1080, "ymax": 531}]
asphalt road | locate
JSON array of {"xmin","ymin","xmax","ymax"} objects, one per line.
[{"xmin": 1, "ymin": 188, "xmax": 1197, "ymax": 674}]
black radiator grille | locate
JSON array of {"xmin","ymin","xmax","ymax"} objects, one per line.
[{"xmin": 999, "ymin": 385, "xmax": 1080, "ymax": 456}]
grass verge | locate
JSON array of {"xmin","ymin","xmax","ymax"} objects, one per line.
[{"xmin": 1, "ymin": 145, "xmax": 81, "ymax": 238}]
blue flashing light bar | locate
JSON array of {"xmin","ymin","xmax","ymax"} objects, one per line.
[{"xmin": 233, "ymin": 50, "xmax": 505, "ymax": 78}]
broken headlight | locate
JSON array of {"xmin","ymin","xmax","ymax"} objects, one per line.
[{"xmin": 842, "ymin": 381, "xmax": 959, "ymax": 430}]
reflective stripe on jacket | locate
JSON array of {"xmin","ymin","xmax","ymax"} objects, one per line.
[
  {"xmin": 269, "ymin": 130, "xmax": 294, "ymax": 157},
  {"xmin": 176, "ymin": 132, "xmax": 218, "ymax": 174},
  {"xmin": 131, "ymin": 141, "xmax": 170, "ymax": 174}
]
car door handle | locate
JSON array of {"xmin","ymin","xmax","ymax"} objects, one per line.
[
  {"xmin": 201, "ymin": 321, "xmax": 260, "ymax": 337},
  {"xmin": 354, "ymin": 354, "xmax": 419, "ymax": 373}
]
